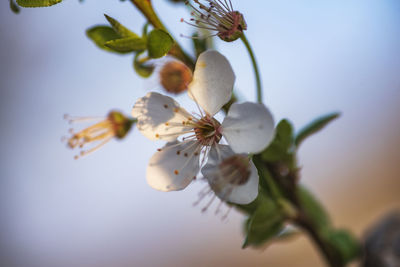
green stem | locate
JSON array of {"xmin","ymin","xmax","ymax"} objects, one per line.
[
  {"xmin": 240, "ymin": 34, "xmax": 263, "ymax": 103},
  {"xmin": 129, "ymin": 0, "xmax": 195, "ymax": 70}
]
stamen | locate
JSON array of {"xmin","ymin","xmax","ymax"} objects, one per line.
[
  {"xmin": 64, "ymin": 110, "xmax": 133, "ymax": 159},
  {"xmin": 202, "ymin": 194, "xmax": 217, "ymax": 213},
  {"xmin": 184, "ymin": 0, "xmax": 246, "ymax": 42}
]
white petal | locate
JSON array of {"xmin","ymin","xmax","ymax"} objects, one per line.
[
  {"xmin": 201, "ymin": 145, "xmax": 259, "ymax": 205},
  {"xmin": 132, "ymin": 92, "xmax": 192, "ymax": 141},
  {"xmin": 221, "ymin": 102, "xmax": 275, "ymax": 154},
  {"xmin": 227, "ymin": 162, "xmax": 259, "ymax": 204},
  {"xmin": 188, "ymin": 50, "xmax": 235, "ymax": 116},
  {"xmin": 147, "ymin": 141, "xmax": 201, "ymax": 192}
]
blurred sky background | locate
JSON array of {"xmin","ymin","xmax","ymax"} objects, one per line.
[{"xmin": 1, "ymin": 0, "xmax": 399, "ymax": 266}]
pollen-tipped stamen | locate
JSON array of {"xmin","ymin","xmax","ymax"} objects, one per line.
[
  {"xmin": 64, "ymin": 110, "xmax": 134, "ymax": 159},
  {"xmin": 183, "ymin": 0, "xmax": 246, "ymax": 42}
]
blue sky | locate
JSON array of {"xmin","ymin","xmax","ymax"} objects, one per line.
[{"xmin": 1, "ymin": 1, "xmax": 399, "ymax": 266}]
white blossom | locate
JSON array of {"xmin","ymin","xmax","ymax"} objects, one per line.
[{"xmin": 132, "ymin": 50, "xmax": 274, "ymax": 203}]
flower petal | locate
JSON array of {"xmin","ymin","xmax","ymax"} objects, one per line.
[
  {"xmin": 147, "ymin": 141, "xmax": 200, "ymax": 192},
  {"xmin": 221, "ymin": 102, "xmax": 275, "ymax": 154},
  {"xmin": 132, "ymin": 92, "xmax": 192, "ymax": 141},
  {"xmin": 188, "ymin": 50, "xmax": 235, "ymax": 116},
  {"xmin": 201, "ymin": 145, "xmax": 259, "ymax": 204}
]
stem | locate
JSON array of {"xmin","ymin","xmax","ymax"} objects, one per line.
[
  {"xmin": 295, "ymin": 213, "xmax": 344, "ymax": 267},
  {"xmin": 262, "ymin": 159, "xmax": 345, "ymax": 267},
  {"xmin": 240, "ymin": 33, "xmax": 263, "ymax": 103},
  {"xmin": 129, "ymin": 0, "xmax": 195, "ymax": 70}
]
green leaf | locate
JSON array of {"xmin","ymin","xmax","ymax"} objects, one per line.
[
  {"xmin": 261, "ymin": 119, "xmax": 294, "ymax": 162},
  {"xmin": 297, "ymin": 185, "xmax": 331, "ymax": 230},
  {"xmin": 104, "ymin": 14, "xmax": 139, "ymax": 38},
  {"xmin": 235, "ymin": 188, "xmax": 272, "ymax": 215},
  {"xmin": 326, "ymin": 229, "xmax": 360, "ymax": 264},
  {"xmin": 252, "ymin": 156, "xmax": 282, "ymax": 199},
  {"xmin": 105, "ymin": 37, "xmax": 146, "ymax": 53},
  {"xmin": 133, "ymin": 52, "xmax": 154, "ymax": 78},
  {"xmin": 273, "ymin": 228, "xmax": 300, "ymax": 242},
  {"xmin": 295, "ymin": 112, "xmax": 340, "ymax": 147},
  {"xmin": 147, "ymin": 29, "xmax": 174, "ymax": 59},
  {"xmin": 242, "ymin": 200, "xmax": 285, "ymax": 248},
  {"xmin": 10, "ymin": 0, "xmax": 20, "ymax": 13},
  {"xmin": 16, "ymin": 0, "xmax": 62, "ymax": 7},
  {"xmin": 86, "ymin": 26, "xmax": 125, "ymax": 53}
]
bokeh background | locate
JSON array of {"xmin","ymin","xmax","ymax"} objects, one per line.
[{"xmin": 1, "ymin": 0, "xmax": 399, "ymax": 266}]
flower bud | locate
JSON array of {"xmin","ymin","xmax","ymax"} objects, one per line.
[{"xmin": 159, "ymin": 61, "xmax": 192, "ymax": 94}]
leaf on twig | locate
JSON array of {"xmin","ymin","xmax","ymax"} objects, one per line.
[
  {"xmin": 105, "ymin": 37, "xmax": 146, "ymax": 53},
  {"xmin": 104, "ymin": 14, "xmax": 139, "ymax": 38},
  {"xmin": 16, "ymin": 0, "xmax": 62, "ymax": 7},
  {"xmin": 133, "ymin": 52, "xmax": 154, "ymax": 78},
  {"xmin": 295, "ymin": 112, "xmax": 340, "ymax": 147},
  {"xmin": 297, "ymin": 185, "xmax": 331, "ymax": 230},
  {"xmin": 147, "ymin": 29, "xmax": 174, "ymax": 58},
  {"xmin": 261, "ymin": 119, "xmax": 294, "ymax": 164},
  {"xmin": 242, "ymin": 196, "xmax": 285, "ymax": 248},
  {"xmin": 10, "ymin": 0, "xmax": 20, "ymax": 13},
  {"xmin": 86, "ymin": 26, "xmax": 128, "ymax": 54}
]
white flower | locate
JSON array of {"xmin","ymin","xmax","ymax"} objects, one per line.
[
  {"xmin": 202, "ymin": 144, "xmax": 259, "ymax": 204},
  {"xmin": 132, "ymin": 50, "xmax": 274, "ymax": 203}
]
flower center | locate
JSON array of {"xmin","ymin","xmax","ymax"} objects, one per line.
[
  {"xmin": 218, "ymin": 155, "xmax": 251, "ymax": 185},
  {"xmin": 217, "ymin": 11, "xmax": 247, "ymax": 42},
  {"xmin": 193, "ymin": 116, "xmax": 222, "ymax": 145},
  {"xmin": 183, "ymin": 0, "xmax": 247, "ymax": 42}
]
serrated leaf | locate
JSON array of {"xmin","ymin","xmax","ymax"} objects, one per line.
[
  {"xmin": 10, "ymin": 0, "xmax": 20, "ymax": 13},
  {"xmin": 327, "ymin": 229, "xmax": 360, "ymax": 264},
  {"xmin": 105, "ymin": 37, "xmax": 146, "ymax": 53},
  {"xmin": 295, "ymin": 112, "xmax": 340, "ymax": 147},
  {"xmin": 104, "ymin": 14, "xmax": 139, "ymax": 38},
  {"xmin": 86, "ymin": 26, "xmax": 127, "ymax": 53},
  {"xmin": 16, "ymin": 0, "xmax": 62, "ymax": 7},
  {"xmin": 261, "ymin": 119, "xmax": 294, "ymax": 162},
  {"xmin": 134, "ymin": 52, "xmax": 154, "ymax": 78},
  {"xmin": 242, "ymin": 200, "xmax": 285, "ymax": 248},
  {"xmin": 147, "ymin": 29, "xmax": 174, "ymax": 59},
  {"xmin": 297, "ymin": 185, "xmax": 331, "ymax": 230}
]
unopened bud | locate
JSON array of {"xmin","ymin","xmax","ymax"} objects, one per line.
[{"xmin": 159, "ymin": 61, "xmax": 192, "ymax": 94}]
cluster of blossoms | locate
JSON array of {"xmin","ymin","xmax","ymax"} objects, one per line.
[
  {"xmin": 132, "ymin": 50, "xmax": 275, "ymax": 205},
  {"xmin": 65, "ymin": 0, "xmax": 274, "ymax": 207}
]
